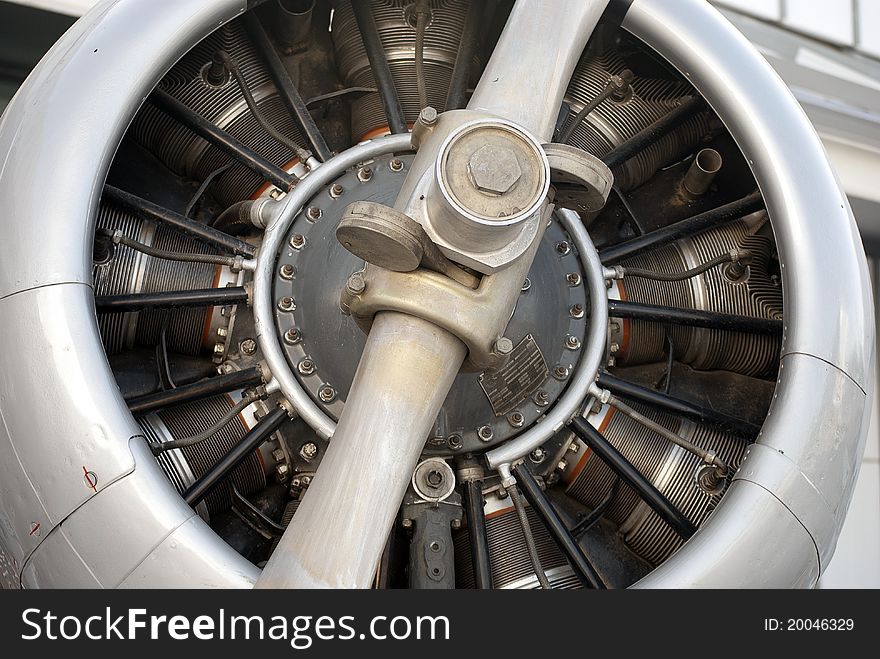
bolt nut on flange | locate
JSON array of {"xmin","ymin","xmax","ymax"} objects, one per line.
[
  {"xmin": 494, "ymin": 337, "xmax": 514, "ymax": 355},
  {"xmin": 300, "ymin": 442, "xmax": 318, "ymax": 461},
  {"xmin": 346, "ymin": 273, "xmax": 366, "ymax": 295}
]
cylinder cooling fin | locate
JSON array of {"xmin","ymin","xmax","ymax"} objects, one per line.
[{"xmin": 0, "ymin": 0, "xmax": 871, "ymax": 592}]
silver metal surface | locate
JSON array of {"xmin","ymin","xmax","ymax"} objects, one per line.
[
  {"xmin": 682, "ymin": 148, "xmax": 723, "ymax": 196},
  {"xmin": 0, "ymin": 0, "xmax": 253, "ymax": 587},
  {"xmin": 257, "ymin": 312, "xmax": 467, "ymax": 588},
  {"xmin": 486, "ymin": 209, "xmax": 609, "ymax": 469},
  {"xmin": 625, "ymin": 0, "xmax": 874, "ymax": 586},
  {"xmin": 467, "ymin": 0, "xmax": 611, "ymax": 141},
  {"xmin": 253, "ymin": 133, "xmax": 414, "ymax": 441}
]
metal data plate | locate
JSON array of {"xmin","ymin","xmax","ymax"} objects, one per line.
[{"xmin": 479, "ymin": 334, "xmax": 549, "ymax": 417}]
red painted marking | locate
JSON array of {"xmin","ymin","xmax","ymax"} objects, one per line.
[
  {"xmin": 28, "ymin": 523, "xmax": 40, "ymax": 536},
  {"xmin": 83, "ymin": 466, "xmax": 98, "ymax": 492}
]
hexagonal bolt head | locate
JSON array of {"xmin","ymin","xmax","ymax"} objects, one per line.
[
  {"xmin": 494, "ymin": 337, "xmax": 514, "ymax": 355},
  {"xmin": 418, "ymin": 106, "xmax": 438, "ymax": 126},
  {"xmin": 467, "ymin": 144, "xmax": 522, "ymax": 195},
  {"xmin": 240, "ymin": 338, "xmax": 257, "ymax": 355},
  {"xmin": 346, "ymin": 273, "xmax": 366, "ymax": 295},
  {"xmin": 299, "ymin": 442, "xmax": 318, "ymax": 461}
]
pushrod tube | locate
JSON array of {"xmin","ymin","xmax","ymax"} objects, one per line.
[
  {"xmin": 569, "ymin": 417, "xmax": 697, "ymax": 539},
  {"xmin": 462, "ymin": 479, "xmax": 493, "ymax": 589},
  {"xmin": 126, "ymin": 367, "xmax": 264, "ymax": 415},
  {"xmin": 512, "ymin": 463, "xmax": 605, "ymax": 589}
]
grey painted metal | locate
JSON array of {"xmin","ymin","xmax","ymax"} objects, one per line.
[
  {"xmin": 257, "ymin": 312, "xmax": 467, "ymax": 588},
  {"xmin": 485, "ymin": 208, "xmax": 608, "ymax": 469},
  {"xmin": 0, "ymin": 0, "xmax": 256, "ymax": 588},
  {"xmin": 252, "ymin": 132, "xmax": 414, "ymax": 441},
  {"xmin": 624, "ymin": 0, "xmax": 874, "ymax": 587}
]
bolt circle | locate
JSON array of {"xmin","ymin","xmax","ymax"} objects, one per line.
[
  {"xmin": 318, "ymin": 384, "xmax": 337, "ymax": 403},
  {"xmin": 284, "ymin": 328, "xmax": 302, "ymax": 344},
  {"xmin": 554, "ymin": 364, "xmax": 571, "ymax": 380},
  {"xmin": 298, "ymin": 358, "xmax": 315, "ymax": 376}
]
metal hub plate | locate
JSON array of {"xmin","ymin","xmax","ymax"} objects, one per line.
[{"xmin": 272, "ymin": 154, "xmax": 586, "ymax": 455}]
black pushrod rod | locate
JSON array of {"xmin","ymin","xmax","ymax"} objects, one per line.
[
  {"xmin": 96, "ymin": 287, "xmax": 249, "ymax": 313},
  {"xmin": 184, "ymin": 407, "xmax": 289, "ymax": 506},
  {"xmin": 242, "ymin": 13, "xmax": 332, "ymax": 162},
  {"xmin": 511, "ymin": 463, "xmax": 606, "ymax": 589},
  {"xmin": 150, "ymin": 89, "xmax": 295, "ymax": 192},
  {"xmin": 445, "ymin": 0, "xmax": 483, "ymax": 110},
  {"xmin": 351, "ymin": 0, "xmax": 408, "ymax": 134},
  {"xmin": 569, "ymin": 417, "xmax": 697, "ymax": 540},
  {"xmin": 608, "ymin": 300, "xmax": 783, "ymax": 335},
  {"xmin": 462, "ymin": 479, "xmax": 493, "ymax": 589},
  {"xmin": 126, "ymin": 366, "xmax": 264, "ymax": 416},
  {"xmin": 599, "ymin": 190, "xmax": 765, "ymax": 264},
  {"xmin": 103, "ymin": 185, "xmax": 256, "ymax": 258},
  {"xmin": 597, "ymin": 371, "xmax": 761, "ymax": 438},
  {"xmin": 602, "ymin": 95, "xmax": 706, "ymax": 170}
]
